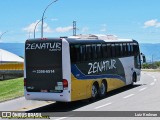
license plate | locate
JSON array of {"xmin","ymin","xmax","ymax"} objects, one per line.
[{"xmin": 55, "ymin": 86, "xmax": 63, "ymax": 90}]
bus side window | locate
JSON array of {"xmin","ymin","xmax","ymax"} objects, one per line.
[
  {"xmin": 123, "ymin": 43, "xmax": 126, "ymax": 56},
  {"xmin": 115, "ymin": 44, "xmax": 120, "ymax": 57},
  {"xmin": 86, "ymin": 45, "xmax": 92, "ymax": 61},
  {"xmin": 120, "ymin": 43, "xmax": 123, "ymax": 57},
  {"xmin": 80, "ymin": 45, "xmax": 86, "ymax": 62},
  {"xmin": 70, "ymin": 45, "xmax": 80, "ymax": 63},
  {"xmin": 102, "ymin": 44, "xmax": 107, "ymax": 58},
  {"xmin": 107, "ymin": 44, "xmax": 111, "ymax": 58},
  {"xmin": 70, "ymin": 45, "xmax": 75, "ymax": 63},
  {"xmin": 92, "ymin": 44, "xmax": 97, "ymax": 59},
  {"xmin": 133, "ymin": 43, "xmax": 138, "ymax": 55},
  {"xmin": 97, "ymin": 44, "xmax": 102, "ymax": 59},
  {"xmin": 127, "ymin": 43, "xmax": 131, "ymax": 56},
  {"xmin": 130, "ymin": 43, "xmax": 134, "ymax": 56},
  {"xmin": 126, "ymin": 43, "xmax": 129, "ymax": 56},
  {"xmin": 111, "ymin": 44, "xmax": 115, "ymax": 58},
  {"xmin": 76, "ymin": 45, "xmax": 81, "ymax": 62}
]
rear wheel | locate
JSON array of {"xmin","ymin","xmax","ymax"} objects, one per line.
[
  {"xmin": 99, "ymin": 81, "xmax": 107, "ymax": 97},
  {"xmin": 91, "ymin": 83, "xmax": 98, "ymax": 100}
]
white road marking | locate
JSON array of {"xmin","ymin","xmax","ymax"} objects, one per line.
[
  {"xmin": 139, "ymin": 87, "xmax": 147, "ymax": 91},
  {"xmin": 150, "ymin": 82, "xmax": 155, "ymax": 86},
  {"xmin": 154, "ymin": 79, "xmax": 157, "ymax": 82},
  {"xmin": 54, "ymin": 117, "xmax": 68, "ymax": 120},
  {"xmin": 123, "ymin": 94, "xmax": 134, "ymax": 99},
  {"xmin": 94, "ymin": 102, "xmax": 112, "ymax": 109}
]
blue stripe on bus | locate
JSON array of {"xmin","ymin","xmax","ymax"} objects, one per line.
[{"xmin": 71, "ymin": 64, "xmax": 125, "ymax": 81}]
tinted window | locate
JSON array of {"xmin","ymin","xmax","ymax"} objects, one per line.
[
  {"xmin": 107, "ymin": 44, "xmax": 111, "ymax": 57},
  {"xmin": 130, "ymin": 43, "xmax": 134, "ymax": 55},
  {"xmin": 123, "ymin": 43, "xmax": 127, "ymax": 56},
  {"xmin": 92, "ymin": 44, "xmax": 97, "ymax": 59},
  {"xmin": 86, "ymin": 45, "xmax": 92, "ymax": 61},
  {"xmin": 80, "ymin": 45, "xmax": 86, "ymax": 61},
  {"xmin": 127, "ymin": 43, "xmax": 131, "ymax": 56},
  {"xmin": 111, "ymin": 44, "xmax": 115, "ymax": 57},
  {"xmin": 102, "ymin": 44, "xmax": 107, "ymax": 58},
  {"xmin": 133, "ymin": 43, "xmax": 139, "ymax": 55},
  {"xmin": 119, "ymin": 43, "xmax": 123, "ymax": 57},
  {"xmin": 70, "ymin": 45, "xmax": 81, "ymax": 63},
  {"xmin": 97, "ymin": 44, "xmax": 102, "ymax": 59},
  {"xmin": 115, "ymin": 44, "xmax": 120, "ymax": 57}
]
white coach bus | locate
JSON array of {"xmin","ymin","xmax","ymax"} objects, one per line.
[{"xmin": 24, "ymin": 34, "xmax": 145, "ymax": 102}]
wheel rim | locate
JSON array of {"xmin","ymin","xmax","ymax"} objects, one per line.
[
  {"xmin": 100, "ymin": 82, "xmax": 106, "ymax": 95},
  {"xmin": 92, "ymin": 85, "xmax": 97, "ymax": 98}
]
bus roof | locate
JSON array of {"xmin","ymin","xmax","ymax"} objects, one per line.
[
  {"xmin": 67, "ymin": 34, "xmax": 133, "ymax": 42},
  {"xmin": 65, "ymin": 34, "xmax": 136, "ymax": 44},
  {"xmin": 26, "ymin": 34, "xmax": 137, "ymax": 44}
]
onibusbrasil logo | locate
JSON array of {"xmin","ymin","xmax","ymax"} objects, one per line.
[{"xmin": 1, "ymin": 112, "xmax": 50, "ymax": 119}]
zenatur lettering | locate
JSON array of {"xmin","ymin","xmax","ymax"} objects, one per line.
[
  {"xmin": 88, "ymin": 59, "xmax": 116, "ymax": 74},
  {"xmin": 26, "ymin": 42, "xmax": 61, "ymax": 51}
]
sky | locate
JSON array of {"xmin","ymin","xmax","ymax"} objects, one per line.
[{"xmin": 0, "ymin": 0, "xmax": 160, "ymax": 43}]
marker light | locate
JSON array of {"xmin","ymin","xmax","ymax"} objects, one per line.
[{"xmin": 41, "ymin": 38, "xmax": 47, "ymax": 40}]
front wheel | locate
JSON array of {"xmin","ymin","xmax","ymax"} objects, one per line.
[
  {"xmin": 130, "ymin": 72, "xmax": 137, "ymax": 86},
  {"xmin": 99, "ymin": 81, "xmax": 107, "ymax": 97},
  {"xmin": 133, "ymin": 73, "xmax": 137, "ymax": 82}
]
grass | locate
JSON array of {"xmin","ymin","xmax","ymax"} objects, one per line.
[{"xmin": 0, "ymin": 78, "xmax": 24, "ymax": 102}]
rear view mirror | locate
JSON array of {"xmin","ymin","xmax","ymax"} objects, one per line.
[
  {"xmin": 141, "ymin": 53, "xmax": 146, "ymax": 63},
  {"xmin": 142, "ymin": 56, "xmax": 146, "ymax": 63}
]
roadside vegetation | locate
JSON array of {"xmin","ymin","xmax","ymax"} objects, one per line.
[
  {"xmin": 0, "ymin": 78, "xmax": 24, "ymax": 102},
  {"xmin": 142, "ymin": 61, "xmax": 160, "ymax": 69},
  {"xmin": 142, "ymin": 61, "xmax": 160, "ymax": 72}
]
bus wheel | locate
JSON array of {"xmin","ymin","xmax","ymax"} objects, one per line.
[
  {"xmin": 91, "ymin": 83, "xmax": 98, "ymax": 100},
  {"xmin": 133, "ymin": 72, "xmax": 137, "ymax": 83},
  {"xmin": 130, "ymin": 72, "xmax": 137, "ymax": 86},
  {"xmin": 99, "ymin": 81, "xmax": 107, "ymax": 97}
]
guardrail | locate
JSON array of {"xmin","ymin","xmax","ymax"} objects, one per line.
[
  {"xmin": 0, "ymin": 63, "xmax": 24, "ymax": 80},
  {"xmin": 0, "ymin": 63, "xmax": 24, "ymax": 70}
]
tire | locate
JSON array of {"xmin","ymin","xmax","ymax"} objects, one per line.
[
  {"xmin": 133, "ymin": 73, "xmax": 137, "ymax": 82},
  {"xmin": 131, "ymin": 73, "xmax": 137, "ymax": 86},
  {"xmin": 91, "ymin": 83, "xmax": 98, "ymax": 100},
  {"xmin": 99, "ymin": 81, "xmax": 107, "ymax": 97}
]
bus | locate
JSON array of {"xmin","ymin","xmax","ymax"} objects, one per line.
[{"xmin": 24, "ymin": 34, "xmax": 145, "ymax": 102}]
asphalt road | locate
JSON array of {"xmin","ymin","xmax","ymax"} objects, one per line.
[{"xmin": 0, "ymin": 71, "xmax": 160, "ymax": 120}]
